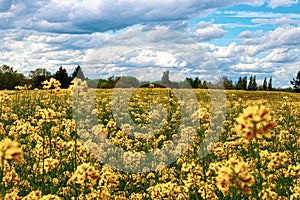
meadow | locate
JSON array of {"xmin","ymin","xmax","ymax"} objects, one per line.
[{"xmin": 0, "ymin": 78, "xmax": 300, "ymax": 199}]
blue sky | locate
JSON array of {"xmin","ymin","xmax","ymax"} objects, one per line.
[{"xmin": 0, "ymin": 0, "xmax": 299, "ymax": 88}]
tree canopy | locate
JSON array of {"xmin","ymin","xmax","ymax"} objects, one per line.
[
  {"xmin": 54, "ymin": 66, "xmax": 69, "ymax": 88},
  {"xmin": 72, "ymin": 65, "xmax": 85, "ymax": 80},
  {"xmin": 29, "ymin": 68, "xmax": 51, "ymax": 89},
  {"xmin": 0, "ymin": 64, "xmax": 298, "ymax": 92},
  {"xmin": 0, "ymin": 65, "xmax": 25, "ymax": 90},
  {"xmin": 290, "ymin": 71, "xmax": 300, "ymax": 92}
]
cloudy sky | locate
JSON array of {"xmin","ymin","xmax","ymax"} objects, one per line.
[{"xmin": 0, "ymin": 0, "xmax": 299, "ymax": 87}]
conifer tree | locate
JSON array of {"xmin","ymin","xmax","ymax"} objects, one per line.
[
  {"xmin": 248, "ymin": 75, "xmax": 253, "ymax": 90},
  {"xmin": 253, "ymin": 75, "xmax": 257, "ymax": 91},
  {"xmin": 54, "ymin": 66, "xmax": 70, "ymax": 88},
  {"xmin": 72, "ymin": 65, "xmax": 85, "ymax": 80},
  {"xmin": 263, "ymin": 78, "xmax": 268, "ymax": 91},
  {"xmin": 268, "ymin": 76, "xmax": 272, "ymax": 91},
  {"xmin": 290, "ymin": 71, "xmax": 300, "ymax": 92}
]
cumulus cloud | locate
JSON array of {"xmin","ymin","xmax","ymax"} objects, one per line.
[
  {"xmin": 264, "ymin": 48, "xmax": 298, "ymax": 62},
  {"xmin": 237, "ymin": 30, "xmax": 252, "ymax": 38},
  {"xmin": 0, "ymin": 0, "xmax": 266, "ymax": 33},
  {"xmin": 213, "ymin": 42, "xmax": 244, "ymax": 58},
  {"xmin": 191, "ymin": 21, "xmax": 227, "ymax": 41},
  {"xmin": 0, "ymin": 29, "xmax": 112, "ymax": 75},
  {"xmin": 84, "ymin": 27, "xmax": 220, "ymax": 81},
  {"xmin": 241, "ymin": 26, "xmax": 300, "ymax": 56}
]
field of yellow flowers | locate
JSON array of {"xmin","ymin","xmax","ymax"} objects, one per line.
[{"xmin": 0, "ymin": 78, "xmax": 300, "ymax": 199}]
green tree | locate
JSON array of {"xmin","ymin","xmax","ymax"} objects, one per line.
[
  {"xmin": 248, "ymin": 75, "xmax": 253, "ymax": 90},
  {"xmin": 242, "ymin": 76, "xmax": 247, "ymax": 90},
  {"xmin": 115, "ymin": 76, "xmax": 140, "ymax": 88},
  {"xmin": 235, "ymin": 77, "xmax": 243, "ymax": 90},
  {"xmin": 0, "ymin": 65, "xmax": 26, "ymax": 90},
  {"xmin": 290, "ymin": 71, "xmax": 300, "ymax": 92},
  {"xmin": 193, "ymin": 77, "xmax": 201, "ymax": 88},
  {"xmin": 216, "ymin": 76, "xmax": 233, "ymax": 90},
  {"xmin": 29, "ymin": 68, "xmax": 51, "ymax": 89},
  {"xmin": 183, "ymin": 77, "xmax": 202, "ymax": 88},
  {"xmin": 184, "ymin": 77, "xmax": 194, "ymax": 88},
  {"xmin": 268, "ymin": 76, "xmax": 272, "ymax": 91},
  {"xmin": 72, "ymin": 65, "xmax": 85, "ymax": 80},
  {"xmin": 54, "ymin": 66, "xmax": 70, "ymax": 88},
  {"xmin": 99, "ymin": 76, "xmax": 120, "ymax": 88},
  {"xmin": 253, "ymin": 75, "xmax": 257, "ymax": 91},
  {"xmin": 263, "ymin": 78, "xmax": 268, "ymax": 91},
  {"xmin": 161, "ymin": 70, "xmax": 171, "ymax": 86},
  {"xmin": 200, "ymin": 80, "xmax": 208, "ymax": 89},
  {"xmin": 235, "ymin": 76, "xmax": 247, "ymax": 90}
]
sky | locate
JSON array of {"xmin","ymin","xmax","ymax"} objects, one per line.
[{"xmin": 0, "ymin": 0, "xmax": 299, "ymax": 88}]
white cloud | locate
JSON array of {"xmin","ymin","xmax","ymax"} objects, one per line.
[
  {"xmin": 268, "ymin": 0, "xmax": 299, "ymax": 8},
  {"xmin": 251, "ymin": 16, "xmax": 300, "ymax": 24},
  {"xmin": 241, "ymin": 26, "xmax": 300, "ymax": 56},
  {"xmin": 229, "ymin": 61, "xmax": 274, "ymax": 72},
  {"xmin": 264, "ymin": 48, "xmax": 298, "ymax": 62},
  {"xmin": 277, "ymin": 26, "xmax": 300, "ymax": 45},
  {"xmin": 237, "ymin": 30, "xmax": 252, "ymax": 38},
  {"xmin": 213, "ymin": 42, "xmax": 244, "ymax": 58},
  {"xmin": 128, "ymin": 50, "xmax": 187, "ymax": 68},
  {"xmin": 192, "ymin": 21, "xmax": 227, "ymax": 41},
  {"xmin": 222, "ymin": 10, "xmax": 300, "ymax": 19},
  {"xmin": 0, "ymin": 0, "xmax": 267, "ymax": 33}
]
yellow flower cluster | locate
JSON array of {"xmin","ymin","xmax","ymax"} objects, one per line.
[
  {"xmin": 1, "ymin": 86, "xmax": 300, "ymax": 199},
  {"xmin": 286, "ymin": 164, "xmax": 300, "ymax": 178},
  {"xmin": 290, "ymin": 185, "xmax": 300, "ymax": 200},
  {"xmin": 68, "ymin": 163, "xmax": 100, "ymax": 189},
  {"xmin": 42, "ymin": 77, "xmax": 61, "ymax": 91},
  {"xmin": 147, "ymin": 182, "xmax": 188, "ymax": 199},
  {"xmin": 99, "ymin": 165, "xmax": 119, "ymax": 189},
  {"xmin": 0, "ymin": 138, "xmax": 23, "ymax": 166},
  {"xmin": 235, "ymin": 105, "xmax": 277, "ymax": 139},
  {"xmin": 35, "ymin": 107, "xmax": 60, "ymax": 124},
  {"xmin": 38, "ymin": 157, "xmax": 59, "ymax": 173},
  {"xmin": 216, "ymin": 157, "xmax": 254, "ymax": 195},
  {"xmin": 260, "ymin": 150, "xmax": 291, "ymax": 170},
  {"xmin": 0, "ymin": 92, "xmax": 10, "ymax": 103},
  {"xmin": 69, "ymin": 78, "xmax": 89, "ymax": 93},
  {"xmin": 260, "ymin": 187, "xmax": 281, "ymax": 200}
]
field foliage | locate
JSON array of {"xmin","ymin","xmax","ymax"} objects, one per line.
[{"xmin": 0, "ymin": 79, "xmax": 300, "ymax": 199}]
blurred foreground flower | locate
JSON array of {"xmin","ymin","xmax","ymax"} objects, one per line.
[
  {"xmin": 0, "ymin": 138, "xmax": 23, "ymax": 166},
  {"xmin": 235, "ymin": 105, "xmax": 277, "ymax": 140}
]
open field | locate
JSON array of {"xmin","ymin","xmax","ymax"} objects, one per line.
[{"xmin": 0, "ymin": 81, "xmax": 300, "ymax": 199}]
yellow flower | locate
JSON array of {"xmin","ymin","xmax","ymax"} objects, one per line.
[
  {"xmin": 0, "ymin": 138, "xmax": 23, "ymax": 165},
  {"xmin": 68, "ymin": 163, "xmax": 100, "ymax": 189},
  {"xmin": 235, "ymin": 105, "xmax": 277, "ymax": 140},
  {"xmin": 216, "ymin": 157, "xmax": 254, "ymax": 195}
]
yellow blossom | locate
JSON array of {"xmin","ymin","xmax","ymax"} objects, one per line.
[
  {"xmin": 0, "ymin": 138, "xmax": 23, "ymax": 165},
  {"xmin": 235, "ymin": 105, "xmax": 277, "ymax": 139}
]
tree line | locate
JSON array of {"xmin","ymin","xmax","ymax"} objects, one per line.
[
  {"xmin": 0, "ymin": 65, "xmax": 300, "ymax": 92},
  {"xmin": 0, "ymin": 65, "xmax": 85, "ymax": 89}
]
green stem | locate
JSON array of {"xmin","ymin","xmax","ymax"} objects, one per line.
[
  {"xmin": 42, "ymin": 133, "xmax": 45, "ymax": 195},
  {"xmin": 0, "ymin": 153, "xmax": 5, "ymax": 199}
]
